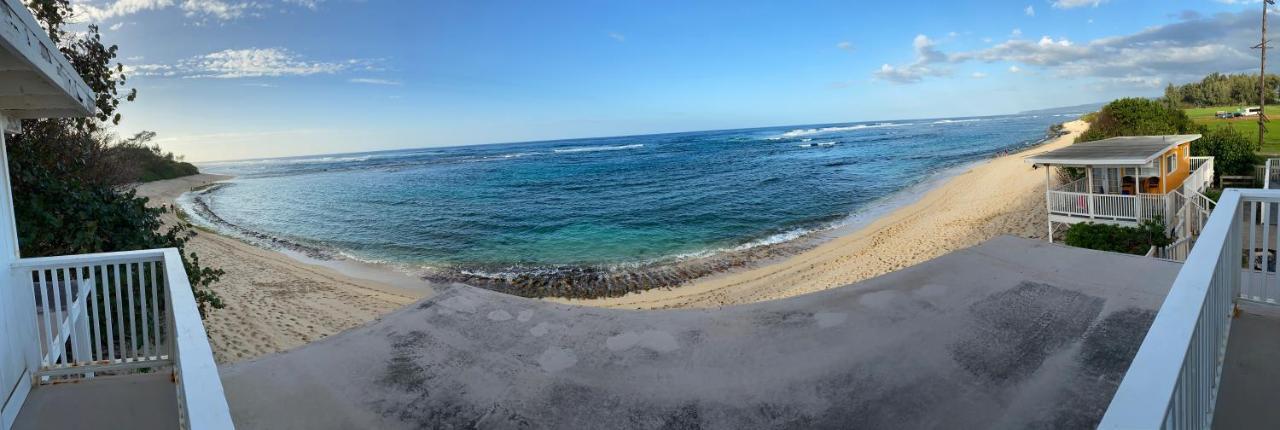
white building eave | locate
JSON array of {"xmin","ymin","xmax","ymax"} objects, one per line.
[{"xmin": 0, "ymin": 0, "xmax": 96, "ymax": 121}]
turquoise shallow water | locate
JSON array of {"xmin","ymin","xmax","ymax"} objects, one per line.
[{"xmin": 193, "ymin": 112, "xmax": 1077, "ymax": 296}]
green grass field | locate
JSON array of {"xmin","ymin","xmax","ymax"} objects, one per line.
[{"xmin": 1185, "ymin": 105, "xmax": 1280, "ymax": 154}]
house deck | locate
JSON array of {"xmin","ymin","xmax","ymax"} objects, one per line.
[
  {"xmin": 220, "ymin": 236, "xmax": 1181, "ymax": 429},
  {"xmin": 1213, "ymin": 307, "xmax": 1280, "ymax": 429},
  {"xmin": 11, "ymin": 373, "xmax": 177, "ymax": 430}
]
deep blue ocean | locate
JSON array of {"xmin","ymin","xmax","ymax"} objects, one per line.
[{"xmin": 190, "ymin": 112, "xmax": 1079, "ymax": 297}]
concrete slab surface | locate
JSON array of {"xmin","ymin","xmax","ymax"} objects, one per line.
[
  {"xmin": 220, "ymin": 236, "xmax": 1180, "ymax": 429},
  {"xmin": 12, "ymin": 372, "xmax": 177, "ymax": 430},
  {"xmin": 1213, "ymin": 306, "xmax": 1280, "ymax": 430}
]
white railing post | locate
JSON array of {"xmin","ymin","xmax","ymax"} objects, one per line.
[
  {"xmin": 161, "ymin": 249, "xmax": 235, "ymax": 430},
  {"xmin": 1099, "ymin": 189, "xmax": 1280, "ymax": 429},
  {"xmin": 11, "ymin": 248, "xmax": 234, "ymax": 429}
]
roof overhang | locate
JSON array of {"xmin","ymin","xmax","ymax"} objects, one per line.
[
  {"xmin": 0, "ymin": 0, "xmax": 95, "ymax": 122},
  {"xmin": 1024, "ymin": 134, "xmax": 1200, "ymax": 167}
]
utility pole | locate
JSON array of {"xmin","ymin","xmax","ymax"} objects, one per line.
[{"xmin": 1257, "ymin": 0, "xmax": 1276, "ymax": 150}]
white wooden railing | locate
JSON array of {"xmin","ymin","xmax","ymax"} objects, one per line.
[
  {"xmin": 1265, "ymin": 158, "xmax": 1280, "ymax": 190},
  {"xmin": 1100, "ymin": 189, "xmax": 1276, "ymax": 429},
  {"xmin": 14, "ymin": 248, "xmax": 234, "ymax": 430},
  {"xmin": 1189, "ymin": 156, "xmax": 1214, "ymax": 192},
  {"xmin": 1046, "ymin": 158, "xmax": 1213, "ymax": 225},
  {"xmin": 1046, "ymin": 190, "xmax": 1169, "ymax": 222}
]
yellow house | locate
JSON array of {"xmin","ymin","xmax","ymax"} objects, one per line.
[{"xmin": 1024, "ymin": 135, "xmax": 1215, "ymax": 239}]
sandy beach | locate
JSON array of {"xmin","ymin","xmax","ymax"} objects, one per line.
[
  {"xmin": 141, "ymin": 119, "xmax": 1085, "ymax": 360},
  {"xmin": 135, "ymin": 175, "xmax": 428, "ymax": 363},
  {"xmin": 554, "ymin": 119, "xmax": 1089, "ymax": 309}
]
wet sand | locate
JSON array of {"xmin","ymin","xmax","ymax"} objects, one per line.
[{"xmin": 135, "ymin": 175, "xmax": 430, "ymax": 363}]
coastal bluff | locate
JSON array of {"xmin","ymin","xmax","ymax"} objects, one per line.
[{"xmin": 220, "ymin": 236, "xmax": 1177, "ymax": 429}]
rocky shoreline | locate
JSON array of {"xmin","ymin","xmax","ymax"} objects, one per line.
[{"xmin": 185, "ymin": 181, "xmax": 834, "ymax": 299}]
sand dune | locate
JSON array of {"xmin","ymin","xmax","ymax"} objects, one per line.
[{"xmin": 554, "ymin": 119, "xmax": 1089, "ymax": 309}]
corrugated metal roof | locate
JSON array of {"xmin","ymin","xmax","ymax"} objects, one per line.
[{"xmin": 1025, "ymin": 134, "xmax": 1200, "ymax": 166}]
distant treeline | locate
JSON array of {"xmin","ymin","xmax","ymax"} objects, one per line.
[
  {"xmin": 1163, "ymin": 73, "xmax": 1280, "ymax": 108},
  {"xmin": 107, "ymin": 131, "xmax": 199, "ymax": 183}
]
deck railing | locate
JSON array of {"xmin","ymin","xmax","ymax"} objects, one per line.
[
  {"xmin": 1099, "ymin": 189, "xmax": 1273, "ymax": 429},
  {"xmin": 1189, "ymin": 156, "xmax": 1214, "ymax": 192},
  {"xmin": 14, "ymin": 248, "xmax": 234, "ymax": 430},
  {"xmin": 1265, "ymin": 158, "xmax": 1280, "ymax": 190},
  {"xmin": 1046, "ymin": 190, "xmax": 1169, "ymax": 222},
  {"xmin": 1046, "ymin": 157, "xmax": 1213, "ymax": 225}
]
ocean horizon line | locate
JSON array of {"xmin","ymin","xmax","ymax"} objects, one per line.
[{"xmin": 194, "ymin": 106, "xmax": 1094, "ymax": 165}]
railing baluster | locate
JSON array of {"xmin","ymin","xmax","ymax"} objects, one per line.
[
  {"xmin": 36, "ymin": 268, "xmax": 53, "ymax": 367},
  {"xmin": 46, "ymin": 268, "xmax": 64, "ymax": 367},
  {"xmin": 86, "ymin": 264, "xmax": 101, "ymax": 363},
  {"xmin": 59, "ymin": 267, "xmax": 80, "ymax": 364},
  {"xmin": 124, "ymin": 262, "xmax": 138, "ymax": 360},
  {"xmin": 104, "ymin": 264, "xmax": 117, "ymax": 363},
  {"xmin": 150, "ymin": 260, "xmax": 162, "ymax": 359},
  {"xmin": 139, "ymin": 261, "xmax": 151, "ymax": 360}
]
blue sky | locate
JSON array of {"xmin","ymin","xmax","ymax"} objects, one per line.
[{"xmin": 72, "ymin": 0, "xmax": 1274, "ymax": 161}]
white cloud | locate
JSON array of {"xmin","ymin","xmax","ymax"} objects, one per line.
[
  {"xmin": 972, "ymin": 72, "xmax": 989, "ymax": 79},
  {"xmin": 349, "ymin": 78, "xmax": 401, "ymax": 86},
  {"xmin": 127, "ymin": 48, "xmax": 374, "ymax": 79},
  {"xmin": 73, "ymin": 0, "xmax": 318, "ymax": 22},
  {"xmin": 873, "ymin": 34, "xmax": 952, "ymax": 84},
  {"xmin": 185, "ymin": 48, "xmax": 351, "ymax": 78},
  {"xmin": 608, "ymin": 32, "xmax": 626, "ymax": 42},
  {"xmin": 76, "ymin": 0, "xmax": 174, "ymax": 21},
  {"xmin": 836, "ymin": 41, "xmax": 854, "ymax": 51},
  {"xmin": 1011, "ymin": 28, "xmax": 1023, "ymax": 37},
  {"xmin": 179, "ymin": 0, "xmax": 250, "ymax": 20},
  {"xmin": 1025, "ymin": 5, "xmax": 1035, "ymax": 16},
  {"xmin": 1052, "ymin": 0, "xmax": 1108, "ymax": 8},
  {"xmin": 872, "ymin": 10, "xmax": 1266, "ymax": 89},
  {"xmin": 282, "ymin": 0, "xmax": 322, "ymax": 9}
]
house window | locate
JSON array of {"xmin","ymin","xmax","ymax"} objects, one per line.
[{"xmin": 1166, "ymin": 154, "xmax": 1176, "ymax": 174}]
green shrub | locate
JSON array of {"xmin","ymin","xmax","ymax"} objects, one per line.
[
  {"xmin": 1202, "ymin": 188, "xmax": 1222, "ymax": 202},
  {"xmin": 1193, "ymin": 125, "xmax": 1260, "ymax": 177},
  {"xmin": 1062, "ymin": 219, "xmax": 1172, "ymax": 255},
  {"xmin": 1077, "ymin": 98, "xmax": 1197, "ymax": 143}
]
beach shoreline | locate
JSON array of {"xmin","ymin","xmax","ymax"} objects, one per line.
[
  {"xmin": 152, "ymin": 118, "xmax": 1085, "ymax": 361},
  {"xmin": 550, "ymin": 119, "xmax": 1089, "ymax": 309},
  {"xmin": 135, "ymin": 174, "xmax": 432, "ymax": 363}
]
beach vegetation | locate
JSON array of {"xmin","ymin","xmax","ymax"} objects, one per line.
[
  {"xmin": 1076, "ymin": 98, "xmax": 1197, "ymax": 143},
  {"xmin": 1191, "ymin": 125, "xmax": 1259, "ymax": 178},
  {"xmin": 7, "ymin": 0, "xmax": 223, "ymax": 316},
  {"xmin": 1062, "ymin": 219, "xmax": 1171, "ymax": 256},
  {"xmin": 1163, "ymin": 73, "xmax": 1280, "ymax": 108},
  {"xmin": 107, "ymin": 131, "xmax": 201, "ymax": 182},
  {"xmin": 1202, "ymin": 188, "xmax": 1222, "ymax": 202}
]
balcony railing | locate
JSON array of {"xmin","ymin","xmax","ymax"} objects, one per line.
[
  {"xmin": 1045, "ymin": 157, "xmax": 1214, "ymax": 224},
  {"xmin": 1099, "ymin": 189, "xmax": 1277, "ymax": 429},
  {"xmin": 13, "ymin": 248, "xmax": 234, "ymax": 430}
]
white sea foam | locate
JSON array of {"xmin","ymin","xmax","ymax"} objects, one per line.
[
  {"xmin": 932, "ymin": 118, "xmax": 983, "ymax": 124},
  {"xmin": 797, "ymin": 141, "xmax": 837, "ymax": 148},
  {"xmin": 775, "ymin": 123, "xmax": 904, "ymax": 139},
  {"xmin": 486, "ymin": 152, "xmax": 539, "ymax": 159},
  {"xmin": 552, "ymin": 144, "xmax": 644, "ymax": 153}
]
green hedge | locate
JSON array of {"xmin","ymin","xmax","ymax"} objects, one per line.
[{"xmin": 1062, "ymin": 219, "xmax": 1172, "ymax": 255}]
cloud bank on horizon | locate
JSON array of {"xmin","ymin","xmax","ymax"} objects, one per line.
[{"xmin": 875, "ymin": 9, "xmax": 1263, "ymax": 88}]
